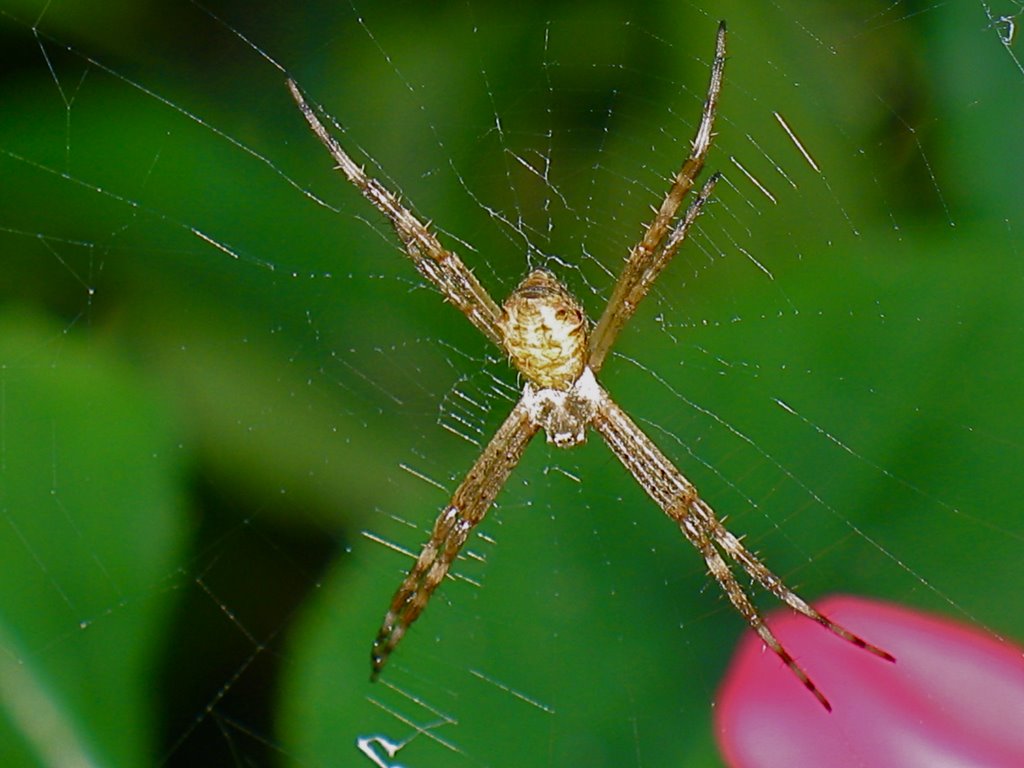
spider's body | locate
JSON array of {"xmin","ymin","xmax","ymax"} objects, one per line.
[
  {"xmin": 498, "ymin": 270, "xmax": 600, "ymax": 447},
  {"xmin": 523, "ymin": 366, "xmax": 599, "ymax": 449},
  {"xmin": 289, "ymin": 20, "xmax": 894, "ymax": 711},
  {"xmin": 500, "ymin": 269, "xmax": 588, "ymax": 392}
]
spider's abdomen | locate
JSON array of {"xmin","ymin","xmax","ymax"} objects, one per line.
[{"xmin": 500, "ymin": 269, "xmax": 588, "ymax": 390}]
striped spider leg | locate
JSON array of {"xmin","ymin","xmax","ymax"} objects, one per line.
[{"xmin": 288, "ymin": 19, "xmax": 893, "ymax": 710}]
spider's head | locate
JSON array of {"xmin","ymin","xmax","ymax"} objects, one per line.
[{"xmin": 500, "ymin": 269, "xmax": 589, "ymax": 391}]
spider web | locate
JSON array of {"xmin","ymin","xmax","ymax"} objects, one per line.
[{"xmin": 1, "ymin": 1, "xmax": 1022, "ymax": 766}]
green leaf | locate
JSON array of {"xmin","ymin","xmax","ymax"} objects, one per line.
[{"xmin": 0, "ymin": 308, "xmax": 188, "ymax": 767}]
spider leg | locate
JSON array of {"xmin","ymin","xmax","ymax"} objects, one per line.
[
  {"xmin": 687, "ymin": 520, "xmax": 833, "ymax": 711},
  {"xmin": 701, "ymin": 507, "xmax": 896, "ymax": 662},
  {"xmin": 371, "ymin": 397, "xmax": 539, "ymax": 679},
  {"xmin": 592, "ymin": 388, "xmax": 893, "ymax": 710},
  {"xmin": 287, "ymin": 79, "xmax": 505, "ymax": 347},
  {"xmin": 588, "ymin": 21, "xmax": 726, "ymax": 372},
  {"xmin": 661, "ymin": 173, "xmax": 721, "ymax": 266}
]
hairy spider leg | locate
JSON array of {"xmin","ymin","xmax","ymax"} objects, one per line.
[
  {"xmin": 592, "ymin": 389, "xmax": 894, "ymax": 711},
  {"xmin": 589, "ymin": 20, "xmax": 727, "ymax": 371},
  {"xmin": 371, "ymin": 400, "xmax": 538, "ymax": 678},
  {"xmin": 288, "ymin": 79, "xmax": 505, "ymax": 347}
]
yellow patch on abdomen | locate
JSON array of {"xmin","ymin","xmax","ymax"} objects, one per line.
[{"xmin": 500, "ymin": 269, "xmax": 588, "ymax": 390}]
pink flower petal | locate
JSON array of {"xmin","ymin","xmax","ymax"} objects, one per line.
[{"xmin": 715, "ymin": 595, "xmax": 1024, "ymax": 768}]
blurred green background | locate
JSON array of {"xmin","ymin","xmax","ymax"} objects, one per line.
[{"xmin": 1, "ymin": 1, "xmax": 1022, "ymax": 766}]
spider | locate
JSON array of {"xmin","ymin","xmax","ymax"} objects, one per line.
[{"xmin": 288, "ymin": 20, "xmax": 894, "ymax": 711}]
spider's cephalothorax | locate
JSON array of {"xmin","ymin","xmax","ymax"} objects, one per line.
[{"xmin": 291, "ymin": 19, "xmax": 894, "ymax": 710}]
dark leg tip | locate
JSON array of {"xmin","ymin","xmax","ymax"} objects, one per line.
[{"xmin": 370, "ymin": 652, "xmax": 384, "ymax": 682}]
